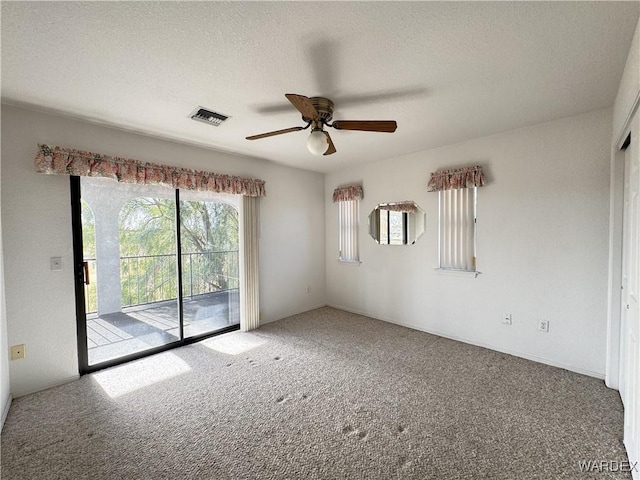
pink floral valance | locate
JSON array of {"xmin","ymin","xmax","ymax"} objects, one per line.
[
  {"xmin": 427, "ymin": 165, "xmax": 485, "ymax": 192},
  {"xmin": 378, "ymin": 201, "xmax": 418, "ymax": 213},
  {"xmin": 34, "ymin": 144, "xmax": 266, "ymax": 197},
  {"xmin": 332, "ymin": 185, "xmax": 363, "ymax": 203}
]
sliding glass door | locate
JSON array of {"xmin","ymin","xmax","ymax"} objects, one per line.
[
  {"xmin": 179, "ymin": 191, "xmax": 240, "ymax": 338},
  {"xmin": 72, "ymin": 176, "xmax": 240, "ymax": 373}
]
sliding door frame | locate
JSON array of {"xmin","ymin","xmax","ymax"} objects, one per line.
[{"xmin": 71, "ymin": 176, "xmax": 240, "ymax": 375}]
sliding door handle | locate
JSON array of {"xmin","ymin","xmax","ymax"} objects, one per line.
[{"xmin": 83, "ymin": 261, "xmax": 90, "ymax": 285}]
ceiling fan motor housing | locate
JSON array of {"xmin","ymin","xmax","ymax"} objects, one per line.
[{"xmin": 302, "ymin": 97, "xmax": 334, "ymax": 124}]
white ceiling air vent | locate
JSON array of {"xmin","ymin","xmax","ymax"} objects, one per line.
[{"xmin": 189, "ymin": 107, "xmax": 230, "ymax": 127}]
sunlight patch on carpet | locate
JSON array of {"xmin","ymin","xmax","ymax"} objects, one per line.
[
  {"xmin": 200, "ymin": 331, "xmax": 267, "ymax": 355},
  {"xmin": 93, "ymin": 352, "xmax": 191, "ymax": 398}
]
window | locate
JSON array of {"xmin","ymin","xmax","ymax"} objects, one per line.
[
  {"xmin": 377, "ymin": 209, "xmax": 407, "ymax": 245},
  {"xmin": 438, "ymin": 187, "xmax": 477, "ymax": 271},
  {"xmin": 338, "ymin": 199, "xmax": 360, "ymax": 262},
  {"xmin": 428, "ymin": 166, "xmax": 484, "ymax": 272},
  {"xmin": 333, "ymin": 185, "xmax": 363, "ymax": 263}
]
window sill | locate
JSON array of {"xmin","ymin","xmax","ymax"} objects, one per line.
[
  {"xmin": 436, "ymin": 268, "xmax": 480, "ymax": 278},
  {"xmin": 339, "ymin": 259, "xmax": 361, "ymax": 266}
]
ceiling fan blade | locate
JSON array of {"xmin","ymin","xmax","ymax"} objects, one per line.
[
  {"xmin": 246, "ymin": 126, "xmax": 304, "ymax": 140},
  {"xmin": 285, "ymin": 94, "xmax": 319, "ymax": 120},
  {"xmin": 332, "ymin": 120, "xmax": 397, "ymax": 133},
  {"xmin": 323, "ymin": 131, "xmax": 336, "ymax": 156}
]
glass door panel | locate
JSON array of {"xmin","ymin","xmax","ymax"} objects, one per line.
[
  {"xmin": 81, "ymin": 177, "xmax": 180, "ymax": 366},
  {"xmin": 81, "ymin": 200, "xmax": 97, "ymax": 316},
  {"xmin": 179, "ymin": 192, "xmax": 240, "ymax": 338}
]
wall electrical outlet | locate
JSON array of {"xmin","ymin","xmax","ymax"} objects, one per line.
[
  {"xmin": 11, "ymin": 344, "xmax": 25, "ymax": 360},
  {"xmin": 502, "ymin": 313, "xmax": 512, "ymax": 325},
  {"xmin": 538, "ymin": 320, "xmax": 550, "ymax": 332}
]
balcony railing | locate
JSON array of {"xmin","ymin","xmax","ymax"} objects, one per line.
[{"xmin": 84, "ymin": 251, "xmax": 239, "ymax": 314}]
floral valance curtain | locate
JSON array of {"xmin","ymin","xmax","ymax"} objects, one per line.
[
  {"xmin": 34, "ymin": 144, "xmax": 266, "ymax": 197},
  {"xmin": 427, "ymin": 165, "xmax": 485, "ymax": 192},
  {"xmin": 332, "ymin": 185, "xmax": 363, "ymax": 203},
  {"xmin": 378, "ymin": 201, "xmax": 418, "ymax": 213}
]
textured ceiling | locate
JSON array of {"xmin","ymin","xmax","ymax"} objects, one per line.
[{"xmin": 2, "ymin": 2, "xmax": 639, "ymax": 173}]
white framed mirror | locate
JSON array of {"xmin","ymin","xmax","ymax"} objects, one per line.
[{"xmin": 368, "ymin": 201, "xmax": 426, "ymax": 245}]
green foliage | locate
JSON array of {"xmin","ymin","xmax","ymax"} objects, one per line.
[
  {"xmin": 117, "ymin": 197, "xmax": 239, "ymax": 306},
  {"xmin": 180, "ymin": 201, "xmax": 239, "ymax": 294},
  {"xmin": 119, "ymin": 198, "xmax": 176, "ymax": 256},
  {"xmin": 81, "ymin": 200, "xmax": 96, "ymax": 258},
  {"xmin": 81, "ymin": 201, "xmax": 97, "ymax": 313},
  {"xmin": 180, "ymin": 201, "xmax": 239, "ymax": 253}
]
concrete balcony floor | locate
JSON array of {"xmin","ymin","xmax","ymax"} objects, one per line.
[{"xmin": 87, "ymin": 289, "xmax": 240, "ymax": 365}]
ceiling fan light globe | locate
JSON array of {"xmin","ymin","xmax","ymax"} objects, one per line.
[{"xmin": 307, "ymin": 130, "xmax": 328, "ymax": 156}]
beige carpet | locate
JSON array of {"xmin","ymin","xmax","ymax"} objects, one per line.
[{"xmin": 0, "ymin": 307, "xmax": 630, "ymax": 479}]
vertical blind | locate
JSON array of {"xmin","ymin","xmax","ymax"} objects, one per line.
[
  {"xmin": 429, "ymin": 166, "xmax": 484, "ymax": 272},
  {"xmin": 333, "ymin": 185, "xmax": 363, "ymax": 263},
  {"xmin": 339, "ymin": 200, "xmax": 359, "ymax": 262},
  {"xmin": 240, "ymin": 196, "xmax": 260, "ymax": 331},
  {"xmin": 439, "ymin": 187, "xmax": 476, "ymax": 270}
]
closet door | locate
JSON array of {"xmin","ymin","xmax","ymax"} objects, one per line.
[{"xmin": 620, "ymin": 112, "xmax": 640, "ymax": 476}]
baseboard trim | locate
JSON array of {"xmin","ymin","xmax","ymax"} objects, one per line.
[
  {"xmin": 1, "ymin": 394, "xmax": 12, "ymax": 431},
  {"xmin": 13, "ymin": 374, "xmax": 80, "ymax": 399},
  {"xmin": 327, "ymin": 303, "xmax": 605, "ymax": 380}
]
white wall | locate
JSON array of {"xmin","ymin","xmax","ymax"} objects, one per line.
[
  {"xmin": 326, "ymin": 108, "xmax": 613, "ymax": 378},
  {"xmin": 1, "ymin": 104, "xmax": 326, "ymax": 397}
]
